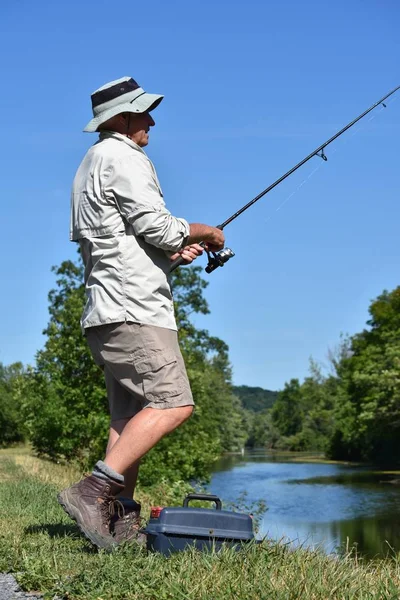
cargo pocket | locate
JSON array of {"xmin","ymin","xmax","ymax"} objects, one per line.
[{"xmin": 134, "ymin": 349, "xmax": 183, "ymax": 403}]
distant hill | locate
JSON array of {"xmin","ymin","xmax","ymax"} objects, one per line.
[{"xmin": 232, "ymin": 385, "xmax": 278, "ymax": 412}]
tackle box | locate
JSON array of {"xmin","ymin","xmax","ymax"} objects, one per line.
[{"xmin": 145, "ymin": 493, "xmax": 254, "ymax": 555}]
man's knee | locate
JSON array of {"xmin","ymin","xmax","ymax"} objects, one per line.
[
  {"xmin": 168, "ymin": 404, "xmax": 194, "ymax": 429},
  {"xmin": 178, "ymin": 404, "xmax": 194, "ymax": 423}
]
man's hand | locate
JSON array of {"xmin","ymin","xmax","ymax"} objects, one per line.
[
  {"xmin": 187, "ymin": 224, "xmax": 225, "ymax": 252},
  {"xmin": 203, "ymin": 227, "xmax": 225, "ymax": 253},
  {"xmin": 170, "ymin": 243, "xmax": 204, "ymax": 265}
]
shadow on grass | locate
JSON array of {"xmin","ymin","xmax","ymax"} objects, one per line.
[
  {"xmin": 24, "ymin": 523, "xmax": 103, "ymax": 553},
  {"xmin": 25, "ymin": 522, "xmax": 80, "ymax": 537}
]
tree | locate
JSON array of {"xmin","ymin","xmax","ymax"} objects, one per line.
[
  {"xmin": 271, "ymin": 379, "xmax": 303, "ymax": 438},
  {"xmin": 246, "ymin": 410, "xmax": 280, "ymax": 449},
  {"xmin": 295, "ymin": 360, "xmax": 336, "ymax": 451},
  {"xmin": 0, "ymin": 362, "xmax": 27, "ymax": 446},
  {"xmin": 22, "ymin": 259, "xmax": 109, "ymax": 463},
  {"xmin": 328, "ymin": 287, "xmax": 400, "ymax": 463},
  {"xmin": 269, "ymin": 360, "xmax": 338, "ymax": 452}
]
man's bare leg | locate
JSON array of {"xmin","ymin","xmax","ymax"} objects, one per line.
[
  {"xmin": 105, "ymin": 405, "xmax": 193, "ymax": 475},
  {"xmin": 106, "ymin": 418, "xmax": 140, "ymax": 499}
]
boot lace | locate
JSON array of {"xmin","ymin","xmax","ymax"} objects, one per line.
[{"xmin": 100, "ymin": 496, "xmax": 125, "ymax": 527}]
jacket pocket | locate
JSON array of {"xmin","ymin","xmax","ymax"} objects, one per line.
[
  {"xmin": 134, "ymin": 349, "xmax": 183, "ymax": 403},
  {"xmin": 70, "ymin": 192, "xmax": 125, "ymax": 240}
]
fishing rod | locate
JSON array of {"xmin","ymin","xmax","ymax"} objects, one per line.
[{"xmin": 170, "ymin": 84, "xmax": 400, "ymax": 274}]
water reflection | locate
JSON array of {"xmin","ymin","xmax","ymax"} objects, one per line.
[{"xmin": 207, "ymin": 451, "xmax": 400, "ymax": 558}]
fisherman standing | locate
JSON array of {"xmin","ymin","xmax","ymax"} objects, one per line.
[{"xmin": 58, "ymin": 76, "xmax": 225, "ymax": 548}]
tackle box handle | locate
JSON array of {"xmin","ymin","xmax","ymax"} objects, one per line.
[{"xmin": 183, "ymin": 493, "xmax": 222, "ymax": 510}]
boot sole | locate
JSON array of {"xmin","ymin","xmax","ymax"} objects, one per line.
[{"xmin": 57, "ymin": 491, "xmax": 116, "ymax": 550}]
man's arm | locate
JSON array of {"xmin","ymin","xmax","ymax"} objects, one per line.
[
  {"xmin": 106, "ymin": 156, "xmax": 190, "ymax": 252},
  {"xmin": 106, "ymin": 157, "xmax": 225, "ymax": 256}
]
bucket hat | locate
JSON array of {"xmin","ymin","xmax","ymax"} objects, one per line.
[{"xmin": 84, "ymin": 76, "xmax": 163, "ymax": 133}]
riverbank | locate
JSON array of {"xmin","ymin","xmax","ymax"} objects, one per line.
[
  {"xmin": 1, "ymin": 449, "xmax": 400, "ymax": 599},
  {"xmin": 221, "ymin": 448, "xmax": 400, "ymax": 471}
]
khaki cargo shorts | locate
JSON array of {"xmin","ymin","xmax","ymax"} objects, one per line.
[{"xmin": 86, "ymin": 322, "xmax": 194, "ymax": 421}]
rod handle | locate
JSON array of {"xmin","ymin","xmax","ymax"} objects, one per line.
[
  {"xmin": 169, "ymin": 256, "xmax": 184, "ymax": 273},
  {"xmin": 170, "ymin": 254, "xmax": 186, "ymax": 272},
  {"xmin": 169, "ymin": 241, "xmax": 207, "ymax": 273}
]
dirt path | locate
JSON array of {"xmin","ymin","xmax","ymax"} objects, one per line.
[{"xmin": 0, "ymin": 574, "xmax": 42, "ymax": 600}]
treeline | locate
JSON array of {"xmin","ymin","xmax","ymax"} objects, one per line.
[
  {"xmin": 244, "ymin": 362, "xmax": 338, "ymax": 452},
  {"xmin": 1, "ymin": 257, "xmax": 399, "ymax": 481}
]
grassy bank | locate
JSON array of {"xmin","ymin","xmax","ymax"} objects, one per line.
[{"xmin": 1, "ymin": 449, "xmax": 400, "ymax": 599}]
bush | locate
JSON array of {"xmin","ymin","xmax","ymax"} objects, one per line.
[{"xmin": 0, "ymin": 362, "xmax": 27, "ymax": 447}]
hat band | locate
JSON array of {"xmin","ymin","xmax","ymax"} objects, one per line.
[
  {"xmin": 92, "ymin": 87, "xmax": 145, "ymax": 115},
  {"xmin": 92, "ymin": 77, "xmax": 140, "ymax": 108}
]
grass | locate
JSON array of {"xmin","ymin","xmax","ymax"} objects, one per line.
[{"xmin": 1, "ymin": 449, "xmax": 400, "ymax": 599}]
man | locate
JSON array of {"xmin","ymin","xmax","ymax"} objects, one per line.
[{"xmin": 58, "ymin": 76, "xmax": 225, "ymax": 549}]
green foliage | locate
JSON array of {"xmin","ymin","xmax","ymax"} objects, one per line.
[
  {"xmin": 233, "ymin": 385, "xmax": 278, "ymax": 412},
  {"xmin": 267, "ymin": 363, "xmax": 339, "ymax": 452},
  {"xmin": 21, "ymin": 256, "xmax": 248, "ymax": 484},
  {"xmin": 0, "ymin": 362, "xmax": 28, "ymax": 446},
  {"xmin": 272, "ymin": 378, "xmax": 303, "ymax": 438},
  {"xmin": 241, "ymin": 364, "xmax": 339, "ymax": 452},
  {"xmin": 328, "ymin": 287, "xmax": 400, "ymax": 464},
  {"xmin": 246, "ymin": 410, "xmax": 280, "ymax": 448},
  {"xmin": 21, "ymin": 260, "xmax": 109, "ymax": 464}
]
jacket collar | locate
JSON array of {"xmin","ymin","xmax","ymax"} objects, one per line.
[{"xmin": 98, "ymin": 131, "xmax": 147, "ymax": 155}]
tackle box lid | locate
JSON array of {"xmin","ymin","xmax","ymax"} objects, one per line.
[{"xmin": 145, "ymin": 494, "xmax": 254, "ymax": 540}]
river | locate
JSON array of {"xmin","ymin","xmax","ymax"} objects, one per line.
[{"xmin": 207, "ymin": 451, "xmax": 400, "ymax": 558}]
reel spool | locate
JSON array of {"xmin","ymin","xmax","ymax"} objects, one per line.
[{"xmin": 205, "ymin": 248, "xmax": 235, "ymax": 273}]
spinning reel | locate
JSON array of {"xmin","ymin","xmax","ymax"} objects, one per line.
[{"xmin": 205, "ymin": 247, "xmax": 235, "ymax": 274}]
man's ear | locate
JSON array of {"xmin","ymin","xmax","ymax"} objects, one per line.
[
  {"xmin": 119, "ymin": 112, "xmax": 129, "ymax": 124},
  {"xmin": 120, "ymin": 112, "xmax": 132, "ymax": 137}
]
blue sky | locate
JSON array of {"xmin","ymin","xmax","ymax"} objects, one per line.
[{"xmin": 0, "ymin": 0, "xmax": 399, "ymax": 390}]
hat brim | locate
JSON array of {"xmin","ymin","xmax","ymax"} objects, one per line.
[{"xmin": 83, "ymin": 92, "xmax": 164, "ymax": 132}]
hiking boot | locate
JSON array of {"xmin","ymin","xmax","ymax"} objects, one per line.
[
  {"xmin": 111, "ymin": 497, "xmax": 147, "ymax": 545},
  {"xmin": 57, "ymin": 474, "xmax": 124, "ymax": 549}
]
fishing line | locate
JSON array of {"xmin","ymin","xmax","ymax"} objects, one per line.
[
  {"xmin": 264, "ymin": 162, "xmax": 325, "ymax": 223},
  {"xmin": 264, "ymin": 95, "xmax": 398, "ymax": 224}
]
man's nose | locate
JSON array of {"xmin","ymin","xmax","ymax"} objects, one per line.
[{"xmin": 148, "ymin": 114, "xmax": 155, "ymax": 127}]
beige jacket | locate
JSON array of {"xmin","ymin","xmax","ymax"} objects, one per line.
[{"xmin": 70, "ymin": 132, "xmax": 189, "ymax": 331}]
